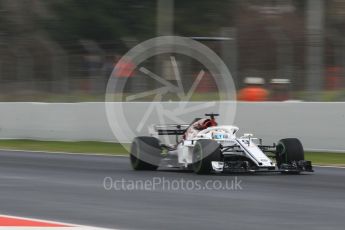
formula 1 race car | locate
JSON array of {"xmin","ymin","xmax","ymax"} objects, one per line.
[{"xmin": 130, "ymin": 113, "xmax": 313, "ymax": 174}]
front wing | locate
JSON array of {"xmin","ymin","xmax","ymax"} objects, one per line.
[{"xmin": 211, "ymin": 160, "xmax": 313, "ymax": 173}]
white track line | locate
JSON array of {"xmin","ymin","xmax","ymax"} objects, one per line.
[{"xmin": 314, "ymin": 165, "xmax": 345, "ymax": 169}]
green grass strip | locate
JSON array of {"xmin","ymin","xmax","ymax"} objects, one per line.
[
  {"xmin": 0, "ymin": 139, "xmax": 129, "ymax": 155},
  {"xmin": 0, "ymin": 139, "xmax": 344, "ymax": 166},
  {"xmin": 304, "ymin": 152, "xmax": 345, "ymax": 166}
]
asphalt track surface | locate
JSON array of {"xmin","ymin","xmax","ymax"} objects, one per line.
[{"xmin": 0, "ymin": 150, "xmax": 344, "ymax": 230}]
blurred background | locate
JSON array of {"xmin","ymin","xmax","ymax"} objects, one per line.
[{"xmin": 0, "ymin": 0, "xmax": 344, "ymax": 102}]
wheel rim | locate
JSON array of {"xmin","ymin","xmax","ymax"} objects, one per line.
[
  {"xmin": 193, "ymin": 143, "xmax": 203, "ymax": 172},
  {"xmin": 276, "ymin": 141, "xmax": 287, "ymax": 164},
  {"xmin": 130, "ymin": 141, "xmax": 140, "ymax": 168}
]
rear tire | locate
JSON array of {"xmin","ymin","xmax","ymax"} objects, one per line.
[
  {"xmin": 192, "ymin": 139, "xmax": 221, "ymax": 174},
  {"xmin": 130, "ymin": 136, "xmax": 161, "ymax": 170}
]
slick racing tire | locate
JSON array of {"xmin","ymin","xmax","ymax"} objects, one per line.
[
  {"xmin": 276, "ymin": 138, "xmax": 304, "ymax": 174},
  {"xmin": 130, "ymin": 136, "xmax": 161, "ymax": 170},
  {"xmin": 192, "ymin": 139, "xmax": 221, "ymax": 174}
]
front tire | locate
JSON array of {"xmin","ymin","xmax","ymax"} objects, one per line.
[
  {"xmin": 192, "ymin": 139, "xmax": 221, "ymax": 174},
  {"xmin": 130, "ymin": 136, "xmax": 161, "ymax": 170},
  {"xmin": 276, "ymin": 138, "xmax": 304, "ymax": 174}
]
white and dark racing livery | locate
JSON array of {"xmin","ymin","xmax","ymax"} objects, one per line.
[{"xmin": 130, "ymin": 113, "xmax": 313, "ymax": 174}]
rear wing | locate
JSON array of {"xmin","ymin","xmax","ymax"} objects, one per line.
[{"xmin": 154, "ymin": 124, "xmax": 190, "ymax": 136}]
